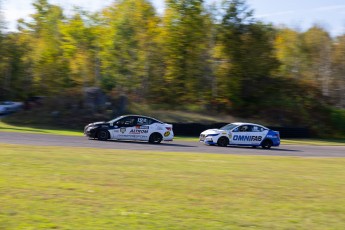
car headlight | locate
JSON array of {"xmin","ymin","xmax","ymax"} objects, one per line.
[
  {"xmin": 87, "ymin": 127, "xmax": 95, "ymax": 132},
  {"xmin": 206, "ymin": 134, "xmax": 219, "ymax": 137}
]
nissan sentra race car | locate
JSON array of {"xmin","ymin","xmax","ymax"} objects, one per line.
[
  {"xmin": 84, "ymin": 115, "xmax": 174, "ymax": 144},
  {"xmin": 200, "ymin": 122, "xmax": 280, "ymax": 149}
]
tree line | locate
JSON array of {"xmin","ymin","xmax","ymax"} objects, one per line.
[{"xmin": 0, "ymin": 0, "xmax": 345, "ymax": 130}]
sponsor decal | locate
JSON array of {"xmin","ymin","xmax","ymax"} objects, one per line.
[
  {"xmin": 137, "ymin": 118, "xmax": 148, "ymax": 124},
  {"xmin": 121, "ymin": 135, "xmax": 147, "ymax": 139},
  {"xmin": 164, "ymin": 131, "xmax": 170, "ymax": 137},
  {"xmin": 233, "ymin": 135, "xmax": 262, "ymax": 142},
  {"xmin": 136, "ymin": 125, "xmax": 149, "ymax": 129},
  {"xmin": 120, "ymin": 128, "xmax": 126, "ymax": 133},
  {"xmin": 129, "ymin": 129, "xmax": 149, "ymax": 134},
  {"xmin": 228, "ymin": 134, "xmax": 232, "ymax": 139}
]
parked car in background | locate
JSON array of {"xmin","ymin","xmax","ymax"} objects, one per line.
[
  {"xmin": 84, "ymin": 115, "xmax": 174, "ymax": 144},
  {"xmin": 24, "ymin": 96, "xmax": 45, "ymax": 110},
  {"xmin": 200, "ymin": 122, "xmax": 280, "ymax": 149},
  {"xmin": 0, "ymin": 105, "xmax": 9, "ymax": 115},
  {"xmin": 0, "ymin": 101, "xmax": 23, "ymax": 114}
]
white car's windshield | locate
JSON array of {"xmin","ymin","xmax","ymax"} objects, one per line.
[
  {"xmin": 108, "ymin": 116, "xmax": 124, "ymax": 124},
  {"xmin": 220, "ymin": 123, "xmax": 238, "ymax": 130},
  {"xmin": 107, "ymin": 116, "xmax": 164, "ymax": 125}
]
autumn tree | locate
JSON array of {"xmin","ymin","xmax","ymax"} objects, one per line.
[
  {"xmin": 99, "ymin": 0, "xmax": 161, "ymax": 99},
  {"xmin": 18, "ymin": 0, "xmax": 67, "ymax": 95},
  {"xmin": 0, "ymin": 2, "xmax": 30, "ymax": 100},
  {"xmin": 274, "ymin": 27, "xmax": 306, "ymax": 79},
  {"xmin": 59, "ymin": 10, "xmax": 97, "ymax": 88},
  {"xmin": 160, "ymin": 0, "xmax": 210, "ymax": 105},
  {"xmin": 219, "ymin": 0, "xmax": 279, "ymax": 113},
  {"xmin": 301, "ymin": 26, "xmax": 332, "ymax": 96},
  {"xmin": 0, "ymin": 0, "xmax": 5, "ymax": 98},
  {"xmin": 275, "ymin": 26, "xmax": 333, "ymax": 97},
  {"xmin": 331, "ymin": 35, "xmax": 345, "ymax": 107}
]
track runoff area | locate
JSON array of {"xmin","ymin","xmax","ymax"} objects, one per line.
[{"xmin": 0, "ymin": 132, "xmax": 344, "ymax": 157}]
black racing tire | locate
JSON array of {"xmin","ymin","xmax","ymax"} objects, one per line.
[
  {"xmin": 217, "ymin": 136, "xmax": 229, "ymax": 147},
  {"xmin": 149, "ymin": 133, "xmax": 163, "ymax": 144},
  {"xmin": 261, "ymin": 139, "xmax": 272, "ymax": 149},
  {"xmin": 97, "ymin": 129, "xmax": 109, "ymax": 141}
]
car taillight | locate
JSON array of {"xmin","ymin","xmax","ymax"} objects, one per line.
[{"xmin": 166, "ymin": 127, "xmax": 172, "ymax": 131}]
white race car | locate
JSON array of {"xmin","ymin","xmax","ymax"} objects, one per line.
[
  {"xmin": 84, "ymin": 115, "xmax": 174, "ymax": 144},
  {"xmin": 200, "ymin": 122, "xmax": 280, "ymax": 149}
]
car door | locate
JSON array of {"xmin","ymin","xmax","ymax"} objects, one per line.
[
  {"xmin": 111, "ymin": 116, "xmax": 137, "ymax": 140},
  {"xmin": 251, "ymin": 125, "xmax": 268, "ymax": 145},
  {"xmin": 230, "ymin": 125, "xmax": 255, "ymax": 145},
  {"xmin": 133, "ymin": 117, "xmax": 151, "ymax": 140}
]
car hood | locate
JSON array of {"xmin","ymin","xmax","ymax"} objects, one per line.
[
  {"xmin": 86, "ymin": 121, "xmax": 108, "ymax": 128},
  {"xmin": 91, "ymin": 121, "xmax": 107, "ymax": 126},
  {"xmin": 201, "ymin": 129, "xmax": 226, "ymax": 135}
]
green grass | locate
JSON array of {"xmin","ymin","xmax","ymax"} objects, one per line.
[
  {"xmin": 0, "ymin": 121, "xmax": 82, "ymax": 136},
  {"xmin": 0, "ymin": 144, "xmax": 344, "ymax": 229},
  {"xmin": 282, "ymin": 139, "xmax": 345, "ymax": 146}
]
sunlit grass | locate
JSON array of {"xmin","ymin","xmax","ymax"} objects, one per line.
[
  {"xmin": 282, "ymin": 139, "xmax": 345, "ymax": 146},
  {"xmin": 0, "ymin": 144, "xmax": 344, "ymax": 229},
  {"xmin": 0, "ymin": 121, "xmax": 82, "ymax": 136}
]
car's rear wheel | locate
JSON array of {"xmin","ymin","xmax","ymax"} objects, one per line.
[
  {"xmin": 149, "ymin": 133, "xmax": 163, "ymax": 144},
  {"xmin": 97, "ymin": 130, "xmax": 109, "ymax": 141},
  {"xmin": 217, "ymin": 137, "xmax": 229, "ymax": 147},
  {"xmin": 261, "ymin": 139, "xmax": 272, "ymax": 149}
]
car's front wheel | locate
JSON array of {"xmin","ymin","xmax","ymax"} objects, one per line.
[
  {"xmin": 97, "ymin": 130, "xmax": 109, "ymax": 141},
  {"xmin": 261, "ymin": 139, "xmax": 272, "ymax": 149},
  {"xmin": 149, "ymin": 133, "xmax": 163, "ymax": 144},
  {"xmin": 217, "ymin": 137, "xmax": 229, "ymax": 147}
]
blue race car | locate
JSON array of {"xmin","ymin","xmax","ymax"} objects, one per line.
[{"xmin": 199, "ymin": 122, "xmax": 280, "ymax": 149}]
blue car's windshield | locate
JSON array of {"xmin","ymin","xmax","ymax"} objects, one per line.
[{"xmin": 220, "ymin": 124, "xmax": 238, "ymax": 130}]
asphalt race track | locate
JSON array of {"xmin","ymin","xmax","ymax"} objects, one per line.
[{"xmin": 0, "ymin": 131, "xmax": 344, "ymax": 157}]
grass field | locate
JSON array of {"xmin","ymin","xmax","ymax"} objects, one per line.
[
  {"xmin": 0, "ymin": 144, "xmax": 344, "ymax": 229},
  {"xmin": 0, "ymin": 121, "xmax": 82, "ymax": 136}
]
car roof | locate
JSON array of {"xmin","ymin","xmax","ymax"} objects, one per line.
[
  {"xmin": 118, "ymin": 114, "xmax": 163, "ymax": 122},
  {"xmin": 231, "ymin": 122, "xmax": 267, "ymax": 127}
]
